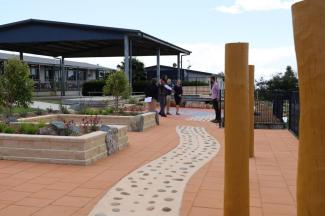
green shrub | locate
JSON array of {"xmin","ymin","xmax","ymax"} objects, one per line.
[
  {"xmin": 4, "ymin": 127, "xmax": 15, "ymax": 134},
  {"xmin": 82, "ymin": 80, "xmax": 106, "ymax": 96},
  {"xmin": 0, "ymin": 123, "xmax": 6, "ymax": 132},
  {"xmin": 59, "ymin": 103, "xmax": 70, "ymax": 114},
  {"xmin": 128, "ymin": 97, "xmax": 138, "ymax": 104},
  {"xmin": 104, "ymin": 71, "xmax": 129, "ymax": 111},
  {"xmin": 101, "ymin": 107, "xmax": 114, "ymax": 115},
  {"xmin": 19, "ymin": 123, "xmax": 37, "ymax": 134}
]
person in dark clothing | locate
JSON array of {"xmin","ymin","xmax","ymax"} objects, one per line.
[
  {"xmin": 158, "ymin": 78, "xmax": 168, "ymax": 117},
  {"xmin": 165, "ymin": 79, "xmax": 173, "ymax": 115},
  {"xmin": 173, "ymin": 80, "xmax": 183, "ymax": 115},
  {"xmin": 145, "ymin": 78, "xmax": 158, "ymax": 112},
  {"xmin": 210, "ymin": 76, "xmax": 221, "ymax": 123}
]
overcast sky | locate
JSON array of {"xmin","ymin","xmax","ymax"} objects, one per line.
[{"xmin": 0, "ymin": 0, "xmax": 301, "ymax": 79}]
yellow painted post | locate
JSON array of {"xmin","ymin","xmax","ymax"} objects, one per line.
[
  {"xmin": 249, "ymin": 65, "xmax": 255, "ymax": 158},
  {"xmin": 292, "ymin": 1, "xmax": 325, "ymax": 215},
  {"xmin": 224, "ymin": 43, "xmax": 249, "ymax": 216}
]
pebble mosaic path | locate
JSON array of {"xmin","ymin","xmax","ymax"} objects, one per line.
[{"xmin": 88, "ymin": 126, "xmax": 220, "ymax": 216}]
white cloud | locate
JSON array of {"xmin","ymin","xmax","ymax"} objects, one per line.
[
  {"xmin": 215, "ymin": 0, "xmax": 300, "ymax": 14},
  {"xmin": 69, "ymin": 43, "xmax": 296, "ymax": 80}
]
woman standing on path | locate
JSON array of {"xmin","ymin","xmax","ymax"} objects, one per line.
[{"xmin": 174, "ymin": 79, "xmax": 183, "ymax": 115}]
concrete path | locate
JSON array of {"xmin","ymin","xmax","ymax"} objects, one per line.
[
  {"xmin": 31, "ymin": 101, "xmax": 70, "ymax": 111},
  {"xmin": 89, "ymin": 126, "xmax": 220, "ymax": 216}
]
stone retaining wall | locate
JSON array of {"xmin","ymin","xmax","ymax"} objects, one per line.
[{"xmin": 0, "ymin": 125, "xmax": 128, "ymax": 165}]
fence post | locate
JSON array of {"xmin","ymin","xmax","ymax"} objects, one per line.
[
  {"xmin": 249, "ymin": 65, "xmax": 255, "ymax": 158},
  {"xmin": 292, "ymin": 1, "xmax": 325, "ymax": 215},
  {"xmin": 224, "ymin": 42, "xmax": 249, "ymax": 216}
]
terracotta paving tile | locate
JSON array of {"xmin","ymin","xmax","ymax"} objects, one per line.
[
  {"xmin": 13, "ymin": 183, "xmax": 46, "ymax": 193},
  {"xmin": 52, "ymin": 196, "xmax": 92, "ymax": 208},
  {"xmin": 32, "ymin": 205, "xmax": 79, "ymax": 216},
  {"xmin": 27, "ymin": 177, "xmax": 60, "ymax": 185},
  {"xmin": 45, "ymin": 182, "xmax": 79, "ymax": 191},
  {"xmin": 263, "ymin": 204, "xmax": 296, "ymax": 215},
  {"xmin": 188, "ymin": 207, "xmax": 223, "ymax": 216},
  {"xmin": 0, "ymin": 190, "xmax": 30, "ymax": 202},
  {"xmin": 29, "ymin": 189, "xmax": 68, "ymax": 200},
  {"xmin": 0, "ymin": 205, "xmax": 39, "ymax": 216},
  {"xmin": 68, "ymin": 188, "xmax": 102, "ymax": 198},
  {"xmin": 15, "ymin": 197, "xmax": 53, "ymax": 208},
  {"xmin": 193, "ymin": 189, "xmax": 223, "ymax": 209}
]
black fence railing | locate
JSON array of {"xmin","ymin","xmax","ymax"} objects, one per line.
[
  {"xmin": 288, "ymin": 91, "xmax": 300, "ymax": 136},
  {"xmin": 220, "ymin": 90, "xmax": 300, "ymax": 137}
]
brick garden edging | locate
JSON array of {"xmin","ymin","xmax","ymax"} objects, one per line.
[{"xmin": 0, "ymin": 124, "xmax": 128, "ymax": 165}]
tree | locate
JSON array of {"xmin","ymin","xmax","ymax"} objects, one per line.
[
  {"xmin": 117, "ymin": 58, "xmax": 146, "ymax": 83},
  {"xmin": 255, "ymin": 66, "xmax": 299, "ymax": 100},
  {"xmin": 0, "ymin": 59, "xmax": 34, "ymax": 116},
  {"xmin": 103, "ymin": 70, "xmax": 129, "ymax": 111}
]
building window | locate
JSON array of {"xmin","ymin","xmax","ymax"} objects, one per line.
[
  {"xmin": 67, "ymin": 69, "xmax": 77, "ymax": 81},
  {"xmin": 30, "ymin": 66, "xmax": 39, "ymax": 80}
]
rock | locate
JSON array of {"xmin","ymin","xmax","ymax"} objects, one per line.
[
  {"xmin": 100, "ymin": 125, "xmax": 118, "ymax": 155},
  {"xmin": 129, "ymin": 115, "xmax": 144, "ymax": 132},
  {"xmin": 67, "ymin": 124, "xmax": 81, "ymax": 136},
  {"xmin": 39, "ymin": 126, "xmax": 57, "ymax": 136},
  {"xmin": 50, "ymin": 121, "xmax": 65, "ymax": 130}
]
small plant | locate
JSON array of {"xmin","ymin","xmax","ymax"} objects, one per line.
[
  {"xmin": 4, "ymin": 127, "xmax": 15, "ymax": 134},
  {"xmin": 0, "ymin": 123, "xmax": 6, "ymax": 132},
  {"xmin": 103, "ymin": 70, "xmax": 129, "ymax": 111},
  {"xmin": 59, "ymin": 103, "xmax": 70, "ymax": 114},
  {"xmin": 81, "ymin": 115, "xmax": 101, "ymax": 133},
  {"xmin": 35, "ymin": 107, "xmax": 43, "ymax": 116},
  {"xmin": 128, "ymin": 97, "xmax": 137, "ymax": 104},
  {"xmin": 46, "ymin": 106, "xmax": 54, "ymax": 113},
  {"xmin": 63, "ymin": 120, "xmax": 79, "ymax": 136},
  {"xmin": 19, "ymin": 122, "xmax": 45, "ymax": 135}
]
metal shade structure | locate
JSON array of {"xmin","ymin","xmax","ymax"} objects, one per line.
[{"xmin": 0, "ymin": 19, "xmax": 191, "ymax": 95}]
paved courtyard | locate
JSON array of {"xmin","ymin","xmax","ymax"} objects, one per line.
[{"xmin": 0, "ymin": 109, "xmax": 298, "ymax": 216}]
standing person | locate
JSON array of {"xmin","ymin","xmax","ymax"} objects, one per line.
[
  {"xmin": 173, "ymin": 79, "xmax": 183, "ymax": 115},
  {"xmin": 158, "ymin": 78, "xmax": 167, "ymax": 117},
  {"xmin": 145, "ymin": 78, "xmax": 158, "ymax": 112},
  {"xmin": 165, "ymin": 79, "xmax": 172, "ymax": 115},
  {"xmin": 210, "ymin": 76, "xmax": 221, "ymax": 123}
]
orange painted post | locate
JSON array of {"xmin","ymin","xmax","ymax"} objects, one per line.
[
  {"xmin": 224, "ymin": 43, "xmax": 249, "ymax": 216},
  {"xmin": 249, "ymin": 65, "xmax": 255, "ymax": 158},
  {"xmin": 292, "ymin": 0, "xmax": 325, "ymax": 215}
]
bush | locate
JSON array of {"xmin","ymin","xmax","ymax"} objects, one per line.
[
  {"xmin": 0, "ymin": 123, "xmax": 6, "ymax": 132},
  {"xmin": 182, "ymin": 81, "xmax": 209, "ymax": 86},
  {"xmin": 104, "ymin": 71, "xmax": 129, "ymax": 111},
  {"xmin": 59, "ymin": 103, "xmax": 70, "ymax": 114},
  {"xmin": 82, "ymin": 80, "xmax": 106, "ymax": 96},
  {"xmin": 4, "ymin": 127, "xmax": 15, "ymax": 134},
  {"xmin": 128, "ymin": 97, "xmax": 138, "ymax": 104},
  {"xmin": 19, "ymin": 122, "xmax": 45, "ymax": 134},
  {"xmin": 0, "ymin": 59, "xmax": 34, "ymax": 115}
]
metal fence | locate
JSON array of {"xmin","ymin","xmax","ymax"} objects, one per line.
[
  {"xmin": 288, "ymin": 91, "xmax": 300, "ymax": 136},
  {"xmin": 220, "ymin": 90, "xmax": 300, "ymax": 137}
]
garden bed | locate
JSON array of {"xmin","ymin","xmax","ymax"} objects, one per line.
[
  {"xmin": 0, "ymin": 124, "xmax": 128, "ymax": 165},
  {"xmin": 19, "ymin": 112, "xmax": 157, "ymax": 132}
]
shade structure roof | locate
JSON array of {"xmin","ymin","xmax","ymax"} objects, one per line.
[{"xmin": 0, "ymin": 19, "xmax": 191, "ymax": 58}]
